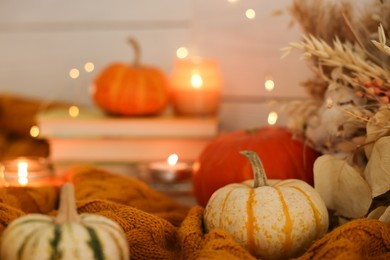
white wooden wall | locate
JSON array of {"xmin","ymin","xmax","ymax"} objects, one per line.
[{"xmin": 0, "ymin": 0, "xmax": 314, "ymax": 132}]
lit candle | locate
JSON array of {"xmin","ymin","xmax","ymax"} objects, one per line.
[
  {"xmin": 170, "ymin": 57, "xmax": 223, "ymax": 116},
  {"xmin": 148, "ymin": 154, "xmax": 192, "ymax": 183},
  {"xmin": 17, "ymin": 161, "xmax": 29, "ymax": 186},
  {"xmin": 0, "ymin": 157, "xmax": 60, "ymax": 187}
]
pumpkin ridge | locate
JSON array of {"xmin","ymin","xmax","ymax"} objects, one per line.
[
  {"xmin": 85, "ymin": 217, "xmax": 128, "ymax": 260},
  {"xmin": 49, "ymin": 225, "xmax": 63, "ymax": 260},
  {"xmin": 219, "ymin": 189, "xmax": 234, "ymax": 229},
  {"xmin": 86, "ymin": 226, "xmax": 105, "ymax": 260},
  {"xmin": 138, "ymin": 73, "xmax": 148, "ymax": 112},
  {"xmin": 148, "ymin": 71, "xmax": 165, "ymax": 110},
  {"xmin": 291, "ymin": 186, "xmax": 323, "ymax": 238},
  {"xmin": 16, "ymin": 226, "xmax": 43, "ymax": 260},
  {"xmin": 155, "ymin": 72, "xmax": 167, "ymax": 105},
  {"xmin": 5, "ymin": 217, "xmax": 50, "ymax": 230},
  {"xmin": 3, "ymin": 219, "xmax": 48, "ymax": 238},
  {"xmin": 97, "ymin": 224, "xmax": 127, "ymax": 260},
  {"xmin": 116, "ymin": 68, "xmax": 132, "ymax": 114},
  {"xmin": 107, "ymin": 229, "xmax": 126, "ymax": 260},
  {"xmin": 1, "ymin": 217, "xmax": 48, "ymax": 259},
  {"xmin": 245, "ymin": 189, "xmax": 258, "ymax": 257},
  {"xmin": 29, "ymin": 224, "xmax": 50, "ymax": 258},
  {"xmin": 109, "ymin": 74, "xmax": 120, "ymax": 112},
  {"xmin": 66, "ymin": 224, "xmax": 82, "ymax": 258},
  {"xmin": 275, "ymin": 187, "xmax": 293, "ymax": 258}
]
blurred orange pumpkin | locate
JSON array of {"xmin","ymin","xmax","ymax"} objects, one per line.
[
  {"xmin": 192, "ymin": 126, "xmax": 321, "ymax": 206},
  {"xmin": 92, "ymin": 38, "xmax": 169, "ymax": 116}
]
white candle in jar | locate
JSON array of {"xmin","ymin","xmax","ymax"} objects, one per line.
[
  {"xmin": 0, "ymin": 157, "xmax": 59, "ymax": 187},
  {"xmin": 170, "ymin": 57, "xmax": 223, "ymax": 116},
  {"xmin": 148, "ymin": 154, "xmax": 192, "ymax": 182}
]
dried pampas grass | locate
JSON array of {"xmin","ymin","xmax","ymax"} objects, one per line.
[
  {"xmin": 282, "ymin": 0, "xmax": 390, "ymax": 224},
  {"xmin": 283, "ymin": 0, "xmax": 390, "ymax": 155}
]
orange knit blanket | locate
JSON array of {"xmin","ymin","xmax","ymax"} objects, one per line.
[{"xmin": 0, "ymin": 165, "xmax": 389, "ymax": 260}]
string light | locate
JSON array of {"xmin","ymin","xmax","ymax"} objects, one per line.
[
  {"xmin": 84, "ymin": 62, "xmax": 94, "ymax": 73},
  {"xmin": 69, "ymin": 68, "xmax": 80, "ymax": 79},
  {"xmin": 29, "ymin": 126, "xmax": 40, "ymax": 138},
  {"xmin": 68, "ymin": 105, "xmax": 80, "ymax": 118},
  {"xmin": 265, "ymin": 79, "xmax": 275, "ymax": 91},
  {"xmin": 176, "ymin": 47, "xmax": 189, "ymax": 59},
  {"xmin": 245, "ymin": 9, "xmax": 256, "ymax": 19},
  {"xmin": 267, "ymin": 111, "xmax": 278, "ymax": 125}
]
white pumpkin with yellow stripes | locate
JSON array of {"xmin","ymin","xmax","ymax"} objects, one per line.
[
  {"xmin": 204, "ymin": 150, "xmax": 328, "ymax": 259},
  {"xmin": 0, "ymin": 183, "xmax": 129, "ymax": 260}
]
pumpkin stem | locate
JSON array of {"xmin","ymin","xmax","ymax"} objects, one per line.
[
  {"xmin": 240, "ymin": 150, "xmax": 268, "ymax": 188},
  {"xmin": 55, "ymin": 183, "xmax": 81, "ymax": 224},
  {"xmin": 128, "ymin": 38, "xmax": 141, "ymax": 67}
]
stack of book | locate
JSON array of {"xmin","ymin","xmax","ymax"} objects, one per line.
[{"xmin": 36, "ymin": 107, "xmax": 219, "ymax": 165}]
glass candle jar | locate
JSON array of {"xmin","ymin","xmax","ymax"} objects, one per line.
[
  {"xmin": 170, "ymin": 57, "xmax": 223, "ymax": 117},
  {"xmin": 0, "ymin": 156, "xmax": 59, "ymax": 187}
]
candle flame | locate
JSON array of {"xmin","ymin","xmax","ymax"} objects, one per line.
[
  {"xmin": 191, "ymin": 74, "xmax": 203, "ymax": 89},
  {"xmin": 17, "ymin": 161, "xmax": 29, "ymax": 186},
  {"xmin": 167, "ymin": 154, "xmax": 179, "ymax": 166}
]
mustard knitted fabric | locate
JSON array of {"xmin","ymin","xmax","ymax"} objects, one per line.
[
  {"xmin": 64, "ymin": 165, "xmax": 190, "ymax": 227},
  {"xmin": 295, "ymin": 218, "xmax": 390, "ymax": 260},
  {"xmin": 0, "ymin": 166, "xmax": 388, "ymax": 260}
]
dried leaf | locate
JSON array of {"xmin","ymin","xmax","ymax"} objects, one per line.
[
  {"xmin": 367, "ymin": 206, "xmax": 389, "ymax": 223},
  {"xmin": 365, "ymin": 109, "xmax": 390, "ymax": 158},
  {"xmin": 379, "ymin": 206, "xmax": 390, "ymax": 224},
  {"xmin": 314, "ymin": 155, "xmax": 372, "ymax": 218},
  {"xmin": 367, "ymin": 206, "xmax": 385, "ymax": 219},
  {"xmin": 363, "ymin": 136, "xmax": 390, "ymax": 197}
]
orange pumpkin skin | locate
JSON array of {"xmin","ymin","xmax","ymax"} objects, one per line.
[
  {"xmin": 192, "ymin": 126, "xmax": 321, "ymax": 206},
  {"xmin": 92, "ymin": 63, "xmax": 169, "ymax": 116}
]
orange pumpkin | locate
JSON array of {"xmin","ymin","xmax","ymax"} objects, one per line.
[
  {"xmin": 92, "ymin": 38, "xmax": 169, "ymax": 116},
  {"xmin": 192, "ymin": 126, "xmax": 321, "ymax": 206}
]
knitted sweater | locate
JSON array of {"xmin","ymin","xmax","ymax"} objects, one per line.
[{"xmin": 0, "ymin": 165, "xmax": 389, "ymax": 259}]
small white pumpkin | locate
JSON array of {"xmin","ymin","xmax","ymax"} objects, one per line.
[
  {"xmin": 0, "ymin": 183, "xmax": 129, "ymax": 260},
  {"xmin": 204, "ymin": 150, "xmax": 329, "ymax": 259}
]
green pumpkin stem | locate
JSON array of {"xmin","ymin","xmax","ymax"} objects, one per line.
[
  {"xmin": 55, "ymin": 183, "xmax": 81, "ymax": 224},
  {"xmin": 128, "ymin": 38, "xmax": 141, "ymax": 67},
  {"xmin": 240, "ymin": 150, "xmax": 268, "ymax": 188}
]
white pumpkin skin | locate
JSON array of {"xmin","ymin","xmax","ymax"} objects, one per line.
[
  {"xmin": 204, "ymin": 151, "xmax": 329, "ymax": 260},
  {"xmin": 0, "ymin": 213, "xmax": 129, "ymax": 260},
  {"xmin": 0, "ymin": 183, "xmax": 129, "ymax": 260}
]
